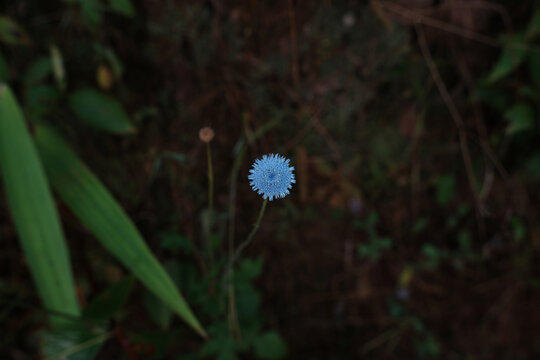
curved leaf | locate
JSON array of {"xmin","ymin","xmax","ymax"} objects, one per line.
[{"xmin": 34, "ymin": 125, "xmax": 206, "ymax": 337}]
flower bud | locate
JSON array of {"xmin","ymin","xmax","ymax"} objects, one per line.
[{"xmin": 199, "ymin": 127, "xmax": 215, "ymax": 143}]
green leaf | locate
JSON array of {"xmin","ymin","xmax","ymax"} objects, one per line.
[
  {"xmin": 69, "ymin": 88, "xmax": 135, "ymax": 134},
  {"xmin": 509, "ymin": 216, "xmax": 526, "ymax": 242},
  {"xmin": 421, "ymin": 244, "xmax": 444, "ymax": 269},
  {"xmin": 83, "ymin": 278, "xmax": 133, "ymax": 320},
  {"xmin": 109, "ymin": 0, "xmax": 136, "ymax": 17},
  {"xmin": 523, "ymin": 152, "xmax": 540, "ymax": 179},
  {"xmin": 527, "ymin": 51, "xmax": 540, "ymax": 89},
  {"xmin": 527, "ymin": 8, "xmax": 540, "ymax": 40},
  {"xmin": 517, "ymin": 86, "xmax": 540, "ymax": 101},
  {"xmin": 202, "ymin": 336, "xmax": 240, "ymax": 360},
  {"xmin": 160, "ymin": 232, "xmax": 192, "ymax": 255},
  {"xmin": 472, "ymin": 84, "xmax": 508, "ymax": 111},
  {"xmin": 93, "ymin": 44, "xmax": 124, "ymax": 78},
  {"xmin": 0, "ymin": 16, "xmax": 31, "ymax": 45},
  {"xmin": 457, "ymin": 230, "xmax": 472, "ymax": 256},
  {"xmin": 61, "ymin": 0, "xmax": 102, "ymax": 26},
  {"xmin": 504, "ymin": 103, "xmax": 534, "ymax": 134},
  {"xmin": 79, "ymin": 0, "xmax": 102, "ymax": 25},
  {"xmin": 25, "ymin": 85, "xmax": 60, "ymax": 120},
  {"xmin": 143, "ymin": 290, "xmax": 174, "ymax": 330},
  {"xmin": 33, "ymin": 125, "xmax": 205, "ymax": 337},
  {"xmin": 236, "ymin": 257, "xmax": 263, "ymax": 280},
  {"xmin": 488, "ymin": 33, "xmax": 527, "ymax": 83},
  {"xmin": 42, "ymin": 324, "xmax": 108, "ymax": 360},
  {"xmin": 435, "ymin": 175, "xmax": 454, "ymax": 206},
  {"xmin": 24, "ymin": 57, "xmax": 53, "ymax": 86},
  {"xmin": 142, "ymin": 261, "xmax": 182, "ymax": 330},
  {"xmin": 412, "ymin": 218, "xmax": 428, "ymax": 234},
  {"xmin": 50, "ymin": 45, "xmax": 66, "ymax": 90},
  {"xmin": 253, "ymin": 332, "xmax": 288, "ymax": 360},
  {"xmin": 0, "ymin": 85, "xmax": 80, "ymax": 328}
]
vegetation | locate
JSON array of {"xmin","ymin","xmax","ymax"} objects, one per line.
[{"xmin": 1, "ymin": 1, "xmax": 540, "ymax": 359}]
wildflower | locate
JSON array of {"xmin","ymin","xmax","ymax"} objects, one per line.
[
  {"xmin": 199, "ymin": 127, "xmax": 214, "ymax": 142},
  {"xmin": 249, "ymin": 154, "xmax": 295, "ymax": 201}
]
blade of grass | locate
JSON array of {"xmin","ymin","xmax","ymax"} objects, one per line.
[
  {"xmin": 34, "ymin": 125, "xmax": 206, "ymax": 338},
  {"xmin": 0, "ymin": 84, "xmax": 80, "ymax": 328}
]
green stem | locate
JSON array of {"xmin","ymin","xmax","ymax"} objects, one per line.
[
  {"xmin": 206, "ymin": 142, "xmax": 214, "ymax": 268},
  {"xmin": 230, "ymin": 198, "xmax": 268, "ymax": 267},
  {"xmin": 226, "ymin": 198, "xmax": 268, "ymax": 339}
]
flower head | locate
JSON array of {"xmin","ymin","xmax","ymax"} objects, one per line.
[
  {"xmin": 249, "ymin": 154, "xmax": 295, "ymax": 201},
  {"xmin": 199, "ymin": 127, "xmax": 215, "ymax": 142}
]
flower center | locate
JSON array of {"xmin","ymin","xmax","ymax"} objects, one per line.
[{"xmin": 266, "ymin": 170, "xmax": 279, "ymax": 183}]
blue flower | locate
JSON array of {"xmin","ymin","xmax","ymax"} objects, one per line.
[{"xmin": 249, "ymin": 154, "xmax": 295, "ymax": 201}]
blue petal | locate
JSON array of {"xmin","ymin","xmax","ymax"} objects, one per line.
[{"xmin": 248, "ymin": 153, "xmax": 295, "ymax": 201}]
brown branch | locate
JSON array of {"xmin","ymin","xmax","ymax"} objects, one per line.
[
  {"xmin": 373, "ymin": 0, "xmax": 539, "ymax": 52},
  {"xmin": 415, "ymin": 25, "xmax": 484, "ymax": 229}
]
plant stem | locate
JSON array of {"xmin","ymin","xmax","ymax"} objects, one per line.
[
  {"xmin": 230, "ymin": 198, "xmax": 268, "ymax": 267},
  {"xmin": 206, "ymin": 142, "xmax": 214, "ymax": 269},
  {"xmin": 226, "ymin": 198, "xmax": 268, "ymax": 339}
]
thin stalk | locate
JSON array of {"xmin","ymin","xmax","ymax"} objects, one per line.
[
  {"xmin": 230, "ymin": 199, "xmax": 268, "ymax": 267},
  {"xmin": 206, "ymin": 142, "xmax": 214, "ymax": 270},
  {"xmin": 226, "ymin": 198, "xmax": 268, "ymax": 339},
  {"xmin": 226, "ymin": 139, "xmax": 246, "ymax": 338}
]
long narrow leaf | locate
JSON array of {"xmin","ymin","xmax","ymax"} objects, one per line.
[
  {"xmin": 34, "ymin": 125, "xmax": 206, "ymax": 338},
  {"xmin": 0, "ymin": 85, "xmax": 80, "ymax": 328}
]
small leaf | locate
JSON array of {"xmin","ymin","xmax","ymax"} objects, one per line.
[
  {"xmin": 0, "ymin": 16, "xmax": 31, "ymax": 45},
  {"xmin": 50, "ymin": 45, "xmax": 66, "ymax": 90},
  {"xmin": 83, "ymin": 278, "xmax": 133, "ymax": 320},
  {"xmin": 93, "ymin": 44, "xmax": 124, "ymax": 78},
  {"xmin": 488, "ymin": 33, "xmax": 527, "ymax": 83},
  {"xmin": 109, "ymin": 0, "xmax": 136, "ymax": 17},
  {"xmin": 412, "ymin": 218, "xmax": 428, "ymax": 234},
  {"xmin": 472, "ymin": 84, "xmax": 508, "ymax": 111},
  {"xmin": 34, "ymin": 126, "xmax": 205, "ymax": 337},
  {"xmin": 504, "ymin": 103, "xmax": 534, "ymax": 134},
  {"xmin": 160, "ymin": 232, "xmax": 192, "ymax": 255},
  {"xmin": 527, "ymin": 8, "xmax": 540, "ymax": 39},
  {"xmin": 253, "ymin": 332, "xmax": 288, "ymax": 360},
  {"xmin": 458, "ymin": 231, "xmax": 472, "ymax": 256},
  {"xmin": 436, "ymin": 175, "xmax": 454, "ymax": 206},
  {"xmin": 510, "ymin": 216, "xmax": 526, "ymax": 242},
  {"xmin": 202, "ymin": 336, "xmax": 240, "ymax": 360},
  {"xmin": 69, "ymin": 88, "xmax": 134, "ymax": 134},
  {"xmin": 25, "ymin": 85, "xmax": 60, "ymax": 120},
  {"xmin": 77, "ymin": 0, "xmax": 103, "ymax": 25},
  {"xmin": 236, "ymin": 257, "xmax": 263, "ymax": 280},
  {"xmin": 24, "ymin": 57, "xmax": 53, "ymax": 86},
  {"xmin": 517, "ymin": 86, "xmax": 540, "ymax": 101}
]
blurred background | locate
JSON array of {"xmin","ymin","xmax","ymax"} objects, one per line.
[{"xmin": 1, "ymin": 0, "xmax": 540, "ymax": 359}]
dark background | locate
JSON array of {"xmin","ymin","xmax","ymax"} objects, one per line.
[{"xmin": 2, "ymin": 0, "xmax": 540, "ymax": 359}]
